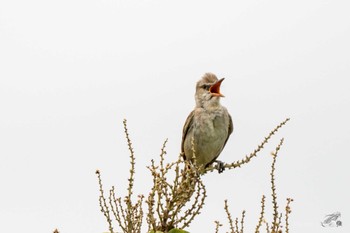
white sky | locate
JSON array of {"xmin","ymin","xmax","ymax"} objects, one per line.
[{"xmin": 0, "ymin": 0, "xmax": 349, "ymax": 232}]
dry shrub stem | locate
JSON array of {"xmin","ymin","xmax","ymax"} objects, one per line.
[
  {"xmin": 214, "ymin": 221, "xmax": 222, "ymax": 233},
  {"xmin": 146, "ymin": 140, "xmax": 207, "ymax": 232},
  {"xmin": 270, "ymin": 138, "xmax": 284, "ymax": 233},
  {"xmin": 95, "ymin": 118, "xmax": 293, "ymax": 233},
  {"xmin": 205, "ymin": 118, "xmax": 290, "ymax": 173},
  {"xmin": 96, "ymin": 119, "xmax": 144, "ymax": 233},
  {"xmin": 235, "ymin": 217, "xmax": 239, "ymax": 233},
  {"xmin": 223, "ymin": 199, "xmax": 246, "ymax": 233},
  {"xmin": 255, "ymin": 195, "xmax": 266, "ymax": 233},
  {"xmin": 265, "ymin": 222, "xmax": 270, "ymax": 233},
  {"xmin": 224, "ymin": 200, "xmax": 235, "ymax": 233},
  {"xmin": 216, "ymin": 137, "xmax": 294, "ymax": 233},
  {"xmin": 96, "ymin": 170, "xmax": 114, "ymax": 233},
  {"xmin": 240, "ymin": 211, "xmax": 246, "ymax": 233},
  {"xmin": 285, "ymin": 198, "xmax": 294, "ymax": 233}
]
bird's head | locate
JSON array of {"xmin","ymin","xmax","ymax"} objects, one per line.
[{"xmin": 195, "ymin": 73, "xmax": 225, "ymax": 108}]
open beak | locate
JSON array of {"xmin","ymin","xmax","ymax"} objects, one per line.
[{"xmin": 209, "ymin": 78, "xmax": 225, "ymax": 97}]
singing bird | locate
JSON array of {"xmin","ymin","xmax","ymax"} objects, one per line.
[{"xmin": 181, "ymin": 73, "xmax": 233, "ymax": 173}]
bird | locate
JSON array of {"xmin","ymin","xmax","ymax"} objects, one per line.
[{"xmin": 181, "ymin": 73, "xmax": 233, "ymax": 173}]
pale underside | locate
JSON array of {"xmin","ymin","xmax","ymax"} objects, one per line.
[{"xmin": 182, "ymin": 106, "xmax": 233, "ymax": 169}]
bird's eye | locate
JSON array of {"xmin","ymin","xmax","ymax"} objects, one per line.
[{"xmin": 201, "ymin": 84, "xmax": 210, "ymax": 90}]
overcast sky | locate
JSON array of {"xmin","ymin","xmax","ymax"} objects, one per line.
[{"xmin": 0, "ymin": 0, "xmax": 349, "ymax": 232}]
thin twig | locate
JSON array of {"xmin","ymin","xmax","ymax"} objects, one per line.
[
  {"xmin": 285, "ymin": 198, "xmax": 294, "ymax": 233},
  {"xmin": 214, "ymin": 221, "xmax": 222, "ymax": 233},
  {"xmin": 224, "ymin": 200, "xmax": 235, "ymax": 233},
  {"xmin": 205, "ymin": 118, "xmax": 290, "ymax": 173},
  {"xmin": 270, "ymin": 138, "xmax": 284, "ymax": 232},
  {"xmin": 240, "ymin": 210, "xmax": 246, "ymax": 233},
  {"xmin": 96, "ymin": 170, "xmax": 114, "ymax": 233},
  {"xmin": 255, "ymin": 195, "xmax": 266, "ymax": 233}
]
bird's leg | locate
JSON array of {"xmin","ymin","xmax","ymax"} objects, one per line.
[{"xmin": 214, "ymin": 160, "xmax": 226, "ymax": 173}]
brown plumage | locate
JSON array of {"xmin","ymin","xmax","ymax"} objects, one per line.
[{"xmin": 181, "ymin": 73, "xmax": 233, "ymax": 173}]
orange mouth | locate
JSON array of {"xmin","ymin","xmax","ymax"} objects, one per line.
[{"xmin": 209, "ymin": 78, "xmax": 225, "ymax": 97}]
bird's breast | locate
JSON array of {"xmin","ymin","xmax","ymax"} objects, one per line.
[
  {"xmin": 184, "ymin": 107, "xmax": 230, "ymax": 167},
  {"xmin": 194, "ymin": 109, "xmax": 229, "ymax": 141}
]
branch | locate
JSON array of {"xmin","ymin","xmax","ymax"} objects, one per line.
[{"xmin": 205, "ymin": 118, "xmax": 290, "ymax": 173}]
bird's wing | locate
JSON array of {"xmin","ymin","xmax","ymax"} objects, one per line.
[
  {"xmin": 223, "ymin": 113, "xmax": 234, "ymax": 148},
  {"xmin": 207, "ymin": 112, "xmax": 233, "ymax": 167},
  {"xmin": 181, "ymin": 110, "xmax": 195, "ymax": 159}
]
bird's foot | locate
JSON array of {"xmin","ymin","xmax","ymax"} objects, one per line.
[{"xmin": 215, "ymin": 160, "xmax": 226, "ymax": 173}]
